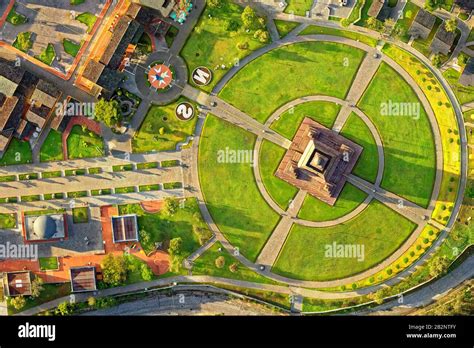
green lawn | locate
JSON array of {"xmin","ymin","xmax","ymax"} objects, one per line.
[
  {"xmin": 163, "ymin": 182, "xmax": 182, "ymax": 190},
  {"xmin": 393, "ymin": 2, "xmax": 420, "ymax": 43},
  {"xmin": 180, "ymin": 0, "xmax": 268, "ymax": 92},
  {"xmin": 284, "ymin": 0, "xmax": 314, "ymax": 15},
  {"xmin": 67, "ymin": 125, "xmax": 104, "ymax": 159},
  {"xmin": 7, "ymin": 5, "xmax": 27, "ymax": 25},
  {"xmin": 299, "ymin": 25, "xmax": 378, "ymax": 47},
  {"xmin": 274, "ymin": 19, "xmax": 300, "ymax": 38},
  {"xmin": 161, "ymin": 160, "xmax": 180, "ymax": 168},
  {"xmin": 382, "ymin": 44, "xmax": 460, "ymax": 225},
  {"xmin": 464, "ymin": 110, "xmax": 474, "ymax": 123},
  {"xmin": 63, "ymin": 39, "xmax": 81, "ymax": 57},
  {"xmin": 67, "ymin": 191, "xmax": 88, "ymax": 198},
  {"xmin": 358, "ymin": 63, "xmax": 436, "ymax": 207},
  {"xmin": 35, "ymin": 43, "xmax": 56, "ymax": 66},
  {"xmin": 273, "ymin": 200, "xmax": 416, "ymax": 281},
  {"xmin": 298, "ymin": 183, "xmax": 367, "ymax": 222},
  {"xmin": 0, "ymin": 213, "xmax": 16, "ymax": 229},
  {"xmin": 72, "ymin": 207, "xmax": 89, "ymax": 223},
  {"xmin": 118, "ymin": 198, "xmax": 207, "ymax": 256},
  {"xmin": 115, "ymin": 186, "xmax": 136, "ymax": 194},
  {"xmin": 443, "ymin": 68, "xmax": 474, "ymax": 105},
  {"xmin": 192, "ymin": 242, "xmax": 278, "ymax": 284},
  {"xmin": 71, "ymin": 0, "xmax": 85, "ymax": 5},
  {"xmin": 199, "ymin": 115, "xmax": 281, "ymax": 261},
  {"xmin": 21, "ymin": 195, "xmax": 41, "ymax": 202},
  {"xmin": 468, "ymin": 29, "xmax": 474, "ymax": 42},
  {"xmin": 0, "ymin": 138, "xmax": 32, "ymax": 165},
  {"xmin": 271, "ymin": 101, "xmax": 341, "ymax": 139},
  {"xmin": 40, "ymin": 130, "xmax": 63, "ymax": 162},
  {"xmin": 75, "ymin": 12, "xmax": 97, "ymax": 33},
  {"xmin": 124, "ymin": 254, "xmax": 156, "ymax": 284},
  {"xmin": 132, "ymin": 97, "xmax": 198, "ymax": 153},
  {"xmin": 259, "ymin": 140, "xmax": 298, "ymax": 210},
  {"xmin": 219, "ymin": 41, "xmax": 365, "ymax": 123},
  {"xmin": 354, "ymin": 0, "xmax": 371, "ymax": 26},
  {"xmin": 340, "ymin": 112, "xmax": 379, "ymax": 183},
  {"xmin": 165, "ymin": 26, "xmax": 179, "ymax": 48},
  {"xmin": 12, "ymin": 32, "xmax": 33, "ymax": 52},
  {"xmin": 39, "ymin": 257, "xmax": 59, "ymax": 271}
]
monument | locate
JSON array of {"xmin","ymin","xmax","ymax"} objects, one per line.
[{"xmin": 275, "ymin": 117, "xmax": 363, "ymax": 205}]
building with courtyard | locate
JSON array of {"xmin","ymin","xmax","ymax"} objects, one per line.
[
  {"xmin": 275, "ymin": 118, "xmax": 362, "ymax": 206},
  {"xmin": 22, "ymin": 213, "xmax": 68, "ymax": 243},
  {"xmin": 0, "ymin": 59, "xmax": 61, "ymax": 154}
]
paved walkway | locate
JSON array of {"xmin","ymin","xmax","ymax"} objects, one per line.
[
  {"xmin": 346, "ymin": 175, "xmax": 431, "ymax": 225},
  {"xmin": 255, "ymin": 189, "xmax": 306, "ymax": 267},
  {"xmin": 207, "ymin": 96, "xmax": 292, "ymax": 148},
  {"xmin": 0, "ymin": 151, "xmax": 181, "ymax": 176},
  {"xmin": 332, "ymin": 52, "xmax": 382, "ymax": 133}
]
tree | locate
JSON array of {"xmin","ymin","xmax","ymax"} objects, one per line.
[
  {"xmin": 226, "ymin": 19, "xmax": 241, "ymax": 32},
  {"xmin": 424, "ymin": 0, "xmax": 438, "ymax": 11},
  {"xmin": 241, "ymin": 6, "xmax": 258, "ymax": 30},
  {"xmin": 458, "ymin": 54, "xmax": 468, "ymax": 65},
  {"xmin": 254, "ymin": 29, "xmax": 270, "ymax": 43},
  {"xmin": 30, "ymin": 277, "xmax": 44, "ymax": 298},
  {"xmin": 445, "ymin": 17, "xmax": 457, "ymax": 33},
  {"xmin": 10, "ymin": 296, "xmax": 26, "ymax": 310},
  {"xmin": 368, "ymin": 287, "xmax": 390, "ymax": 304},
  {"xmin": 429, "ymin": 256, "xmax": 450, "ymax": 278},
  {"xmin": 139, "ymin": 229, "xmax": 150, "ymax": 245},
  {"xmin": 168, "ymin": 237, "xmax": 183, "ymax": 272},
  {"xmin": 164, "ymin": 197, "xmax": 179, "ymax": 215},
  {"xmin": 208, "ymin": 0, "xmax": 223, "ymax": 8},
  {"xmin": 101, "ymin": 254, "xmax": 128, "ymax": 286},
  {"xmin": 383, "ymin": 18, "xmax": 396, "ymax": 35},
  {"xmin": 94, "ymin": 98, "xmax": 121, "ymax": 127},
  {"xmin": 431, "ymin": 54, "xmax": 442, "ymax": 68},
  {"xmin": 140, "ymin": 264, "xmax": 154, "ymax": 281},
  {"xmin": 367, "ymin": 17, "xmax": 382, "ymax": 31},
  {"xmin": 215, "ymin": 256, "xmax": 225, "ymax": 268},
  {"xmin": 57, "ymin": 301, "xmax": 73, "ymax": 316}
]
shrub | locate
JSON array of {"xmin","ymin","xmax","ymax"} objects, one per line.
[
  {"xmin": 229, "ymin": 262, "xmax": 238, "ymax": 273},
  {"xmin": 140, "ymin": 263, "xmax": 153, "ymax": 281},
  {"xmin": 10, "ymin": 296, "xmax": 26, "ymax": 310},
  {"xmin": 215, "ymin": 256, "xmax": 225, "ymax": 268},
  {"xmin": 87, "ymin": 297, "xmax": 96, "ymax": 307}
]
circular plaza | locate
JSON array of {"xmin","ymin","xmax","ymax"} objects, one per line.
[{"xmin": 196, "ymin": 35, "xmax": 464, "ymax": 290}]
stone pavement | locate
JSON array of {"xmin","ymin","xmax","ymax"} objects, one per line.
[
  {"xmin": 255, "ymin": 189, "xmax": 306, "ymax": 268},
  {"xmin": 332, "ymin": 51, "xmax": 382, "ymax": 133}
]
